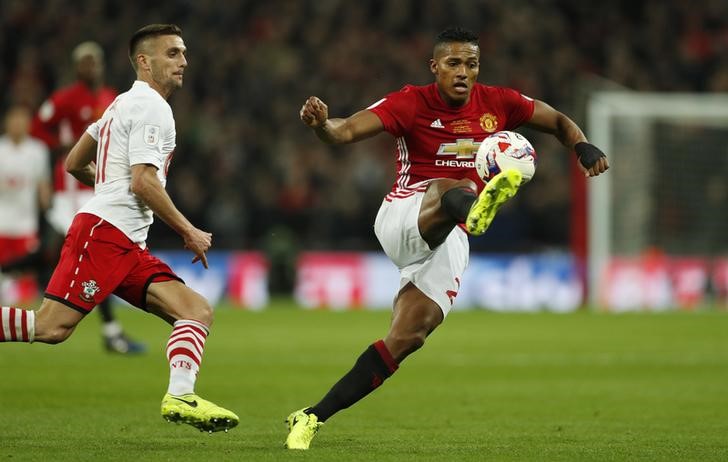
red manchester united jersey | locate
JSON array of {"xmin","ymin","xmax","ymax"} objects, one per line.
[
  {"xmin": 31, "ymin": 81, "xmax": 117, "ymax": 192},
  {"xmin": 368, "ymin": 82, "xmax": 534, "ymax": 196}
]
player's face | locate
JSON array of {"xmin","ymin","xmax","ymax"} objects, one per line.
[
  {"xmin": 4, "ymin": 107, "xmax": 31, "ymax": 140},
  {"xmin": 76, "ymin": 55, "xmax": 104, "ymax": 86},
  {"xmin": 148, "ymin": 35, "xmax": 187, "ymax": 93},
  {"xmin": 430, "ymin": 42, "xmax": 480, "ymax": 107}
]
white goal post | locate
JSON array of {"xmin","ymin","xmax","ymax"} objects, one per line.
[{"xmin": 586, "ymin": 92, "xmax": 728, "ymax": 308}]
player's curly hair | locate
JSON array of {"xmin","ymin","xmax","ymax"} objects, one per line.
[
  {"xmin": 128, "ymin": 24, "xmax": 183, "ymax": 70},
  {"xmin": 435, "ymin": 26, "xmax": 479, "ymax": 46}
]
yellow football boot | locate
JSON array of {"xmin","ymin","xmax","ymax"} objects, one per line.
[
  {"xmin": 285, "ymin": 408, "xmax": 323, "ymax": 450},
  {"xmin": 161, "ymin": 393, "xmax": 239, "ymax": 433},
  {"xmin": 466, "ymin": 168, "xmax": 523, "ymax": 236}
]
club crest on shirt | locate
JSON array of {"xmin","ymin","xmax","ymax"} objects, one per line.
[
  {"xmin": 480, "ymin": 113, "xmax": 498, "ymax": 133},
  {"xmin": 144, "ymin": 124, "xmax": 160, "ymax": 146},
  {"xmin": 79, "ymin": 280, "xmax": 101, "ymax": 303}
]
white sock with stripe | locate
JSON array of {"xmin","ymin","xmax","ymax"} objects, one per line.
[
  {"xmin": 166, "ymin": 319, "xmax": 208, "ymax": 396},
  {"xmin": 0, "ymin": 306, "xmax": 35, "ymax": 343}
]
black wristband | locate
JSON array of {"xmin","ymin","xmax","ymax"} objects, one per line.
[{"xmin": 574, "ymin": 142, "xmax": 605, "ymax": 169}]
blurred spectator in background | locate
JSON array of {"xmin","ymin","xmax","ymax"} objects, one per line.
[
  {"xmin": 29, "ymin": 41, "xmax": 145, "ymax": 354},
  {"xmin": 1, "ymin": 0, "xmax": 727, "ymax": 257},
  {"xmin": 0, "ymin": 105, "xmax": 51, "ymax": 301}
]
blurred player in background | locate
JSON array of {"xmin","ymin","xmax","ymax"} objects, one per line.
[
  {"xmin": 286, "ymin": 26, "xmax": 609, "ymax": 449},
  {"xmin": 31, "ymin": 41, "xmax": 145, "ymax": 354},
  {"xmin": 0, "ymin": 24, "xmax": 238, "ymax": 433},
  {"xmin": 0, "ymin": 105, "xmax": 52, "ymax": 298}
]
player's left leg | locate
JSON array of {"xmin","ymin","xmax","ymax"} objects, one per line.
[
  {"xmin": 144, "ymin": 280, "xmax": 238, "ymax": 433},
  {"xmin": 417, "ymin": 178, "xmax": 477, "ymax": 248},
  {"xmin": 465, "ymin": 169, "xmax": 523, "ymax": 235},
  {"xmin": 418, "ymin": 169, "xmax": 523, "ymax": 245}
]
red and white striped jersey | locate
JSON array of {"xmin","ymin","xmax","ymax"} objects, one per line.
[
  {"xmin": 367, "ymin": 83, "xmax": 534, "ymax": 199},
  {"xmin": 79, "ymin": 80, "xmax": 176, "ymax": 245}
]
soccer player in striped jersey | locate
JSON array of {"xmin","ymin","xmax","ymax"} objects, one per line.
[
  {"xmin": 0, "ymin": 24, "xmax": 237, "ymax": 433},
  {"xmin": 286, "ymin": 26, "xmax": 609, "ymax": 449}
]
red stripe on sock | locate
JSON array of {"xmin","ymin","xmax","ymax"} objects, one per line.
[
  {"xmin": 21, "ymin": 309, "xmax": 28, "ymax": 342},
  {"xmin": 168, "ymin": 328, "xmax": 205, "ymax": 349},
  {"xmin": 167, "ymin": 335, "xmax": 203, "ymax": 358},
  {"xmin": 176, "ymin": 322, "xmax": 207, "ymax": 339},
  {"xmin": 167, "ymin": 347, "xmax": 201, "ymax": 366},
  {"xmin": 9, "ymin": 308, "xmax": 17, "ymax": 341},
  {"xmin": 373, "ymin": 340, "xmax": 399, "ymax": 374}
]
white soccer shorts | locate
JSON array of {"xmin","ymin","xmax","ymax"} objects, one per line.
[{"xmin": 374, "ymin": 191, "xmax": 469, "ymax": 316}]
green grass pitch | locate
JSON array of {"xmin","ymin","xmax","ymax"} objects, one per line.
[{"xmin": 1, "ymin": 300, "xmax": 727, "ymax": 461}]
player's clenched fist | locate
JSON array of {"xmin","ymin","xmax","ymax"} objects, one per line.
[{"xmin": 300, "ymin": 96, "xmax": 328, "ymax": 128}]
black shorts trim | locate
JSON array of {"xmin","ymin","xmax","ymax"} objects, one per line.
[
  {"xmin": 141, "ymin": 272, "xmax": 185, "ymax": 311},
  {"xmin": 44, "ymin": 293, "xmax": 90, "ymax": 315}
]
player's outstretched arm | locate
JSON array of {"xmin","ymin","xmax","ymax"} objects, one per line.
[
  {"xmin": 526, "ymin": 100, "xmax": 609, "ymax": 177},
  {"xmin": 65, "ymin": 132, "xmax": 98, "ymax": 186},
  {"xmin": 300, "ymin": 96, "xmax": 384, "ymax": 144},
  {"xmin": 130, "ymin": 164, "xmax": 212, "ymax": 268}
]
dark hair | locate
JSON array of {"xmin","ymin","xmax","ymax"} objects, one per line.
[
  {"xmin": 128, "ymin": 24, "xmax": 182, "ymax": 70},
  {"xmin": 435, "ymin": 26, "xmax": 479, "ymax": 46}
]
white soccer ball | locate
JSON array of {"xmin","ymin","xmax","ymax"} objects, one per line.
[{"xmin": 474, "ymin": 131, "xmax": 537, "ymax": 184}]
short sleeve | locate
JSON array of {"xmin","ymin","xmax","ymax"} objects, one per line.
[
  {"xmin": 498, "ymin": 87, "xmax": 535, "ymax": 130},
  {"xmin": 127, "ymin": 101, "xmax": 170, "ymax": 170},
  {"xmin": 86, "ymin": 120, "xmax": 100, "ymax": 141},
  {"xmin": 367, "ymin": 86, "xmax": 417, "ymax": 137}
]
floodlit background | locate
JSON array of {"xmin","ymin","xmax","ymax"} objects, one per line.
[{"xmin": 3, "ymin": 0, "xmax": 726, "ymax": 311}]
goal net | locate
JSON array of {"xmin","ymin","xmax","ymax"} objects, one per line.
[{"xmin": 586, "ymin": 92, "xmax": 728, "ymax": 310}]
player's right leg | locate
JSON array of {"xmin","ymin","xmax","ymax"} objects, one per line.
[
  {"xmin": 285, "ymin": 283, "xmax": 443, "ymax": 450},
  {"xmin": 144, "ymin": 280, "xmax": 238, "ymax": 433},
  {"xmin": 1, "ymin": 298, "xmax": 84, "ymax": 344}
]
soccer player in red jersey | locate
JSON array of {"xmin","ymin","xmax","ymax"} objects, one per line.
[
  {"xmin": 30, "ymin": 41, "xmax": 146, "ymax": 354},
  {"xmin": 0, "ymin": 24, "xmax": 238, "ymax": 433},
  {"xmin": 285, "ymin": 26, "xmax": 609, "ymax": 449}
]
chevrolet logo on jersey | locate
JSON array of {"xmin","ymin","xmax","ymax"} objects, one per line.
[{"xmin": 436, "ymin": 138, "xmax": 481, "ymax": 159}]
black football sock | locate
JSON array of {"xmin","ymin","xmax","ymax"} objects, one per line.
[
  {"xmin": 307, "ymin": 340, "xmax": 399, "ymax": 422},
  {"xmin": 98, "ymin": 298, "xmax": 115, "ymax": 324},
  {"xmin": 441, "ymin": 186, "xmax": 477, "ymax": 223}
]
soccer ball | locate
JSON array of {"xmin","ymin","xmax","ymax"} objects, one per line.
[{"xmin": 474, "ymin": 131, "xmax": 537, "ymax": 184}]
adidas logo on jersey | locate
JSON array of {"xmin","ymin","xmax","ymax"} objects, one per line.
[{"xmin": 430, "ymin": 119, "xmax": 444, "ymax": 128}]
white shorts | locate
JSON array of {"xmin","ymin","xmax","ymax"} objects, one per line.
[{"xmin": 374, "ymin": 192, "xmax": 469, "ymax": 316}]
